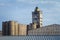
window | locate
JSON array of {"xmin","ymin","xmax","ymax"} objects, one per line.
[
  {"xmin": 34, "ymin": 18, "xmax": 37, "ymax": 20},
  {"xmin": 34, "ymin": 12, "xmax": 37, "ymax": 14},
  {"xmin": 40, "ymin": 23, "xmax": 42, "ymax": 25}
]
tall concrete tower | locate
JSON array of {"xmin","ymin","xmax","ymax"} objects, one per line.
[{"xmin": 32, "ymin": 7, "xmax": 42, "ymax": 28}]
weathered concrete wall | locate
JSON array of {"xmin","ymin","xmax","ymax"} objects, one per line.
[
  {"xmin": 2, "ymin": 21, "xmax": 27, "ymax": 36},
  {"xmin": 28, "ymin": 24, "xmax": 60, "ymax": 35},
  {"xmin": 18, "ymin": 24, "xmax": 27, "ymax": 35},
  {"xmin": 0, "ymin": 31, "xmax": 2, "ymax": 36},
  {"xmin": 10, "ymin": 21, "xmax": 16, "ymax": 36}
]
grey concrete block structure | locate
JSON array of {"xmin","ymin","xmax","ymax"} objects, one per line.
[
  {"xmin": 28, "ymin": 24, "xmax": 60, "ymax": 35},
  {"xmin": 32, "ymin": 7, "xmax": 42, "ymax": 28}
]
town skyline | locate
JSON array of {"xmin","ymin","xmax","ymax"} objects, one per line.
[
  {"xmin": 2, "ymin": 7, "xmax": 60, "ymax": 36},
  {"xmin": 0, "ymin": 0, "xmax": 60, "ymax": 30}
]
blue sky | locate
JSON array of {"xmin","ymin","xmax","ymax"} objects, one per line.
[{"xmin": 0, "ymin": 0, "xmax": 60, "ymax": 30}]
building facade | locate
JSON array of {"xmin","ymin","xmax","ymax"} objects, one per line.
[
  {"xmin": 0, "ymin": 31, "xmax": 2, "ymax": 36},
  {"xmin": 28, "ymin": 24, "xmax": 60, "ymax": 35},
  {"xmin": 2, "ymin": 21, "xmax": 27, "ymax": 36},
  {"xmin": 32, "ymin": 7, "xmax": 42, "ymax": 29},
  {"xmin": 28, "ymin": 7, "xmax": 43, "ymax": 30},
  {"xmin": 2, "ymin": 7, "xmax": 60, "ymax": 36}
]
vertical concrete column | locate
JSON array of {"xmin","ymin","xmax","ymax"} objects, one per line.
[
  {"xmin": 10, "ymin": 21, "xmax": 15, "ymax": 36},
  {"xmin": 2, "ymin": 22, "xmax": 7, "ymax": 35},
  {"xmin": 18, "ymin": 24, "xmax": 20, "ymax": 35},
  {"xmin": 39, "ymin": 11, "xmax": 43, "ymax": 27},
  {"xmin": 19, "ymin": 24, "xmax": 27, "ymax": 35},
  {"xmin": 32, "ymin": 23, "xmax": 37, "ymax": 29},
  {"xmin": 15, "ymin": 22, "xmax": 18, "ymax": 36}
]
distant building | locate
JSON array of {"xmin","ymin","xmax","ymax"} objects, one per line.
[
  {"xmin": 2, "ymin": 7, "xmax": 60, "ymax": 36},
  {"xmin": 32, "ymin": 7, "xmax": 42, "ymax": 28},
  {"xmin": 2, "ymin": 23, "xmax": 60, "ymax": 36},
  {"xmin": 0, "ymin": 31, "xmax": 2, "ymax": 36},
  {"xmin": 28, "ymin": 24, "xmax": 60, "ymax": 35},
  {"xmin": 28, "ymin": 7, "xmax": 43, "ymax": 30},
  {"xmin": 2, "ymin": 21, "xmax": 27, "ymax": 36}
]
